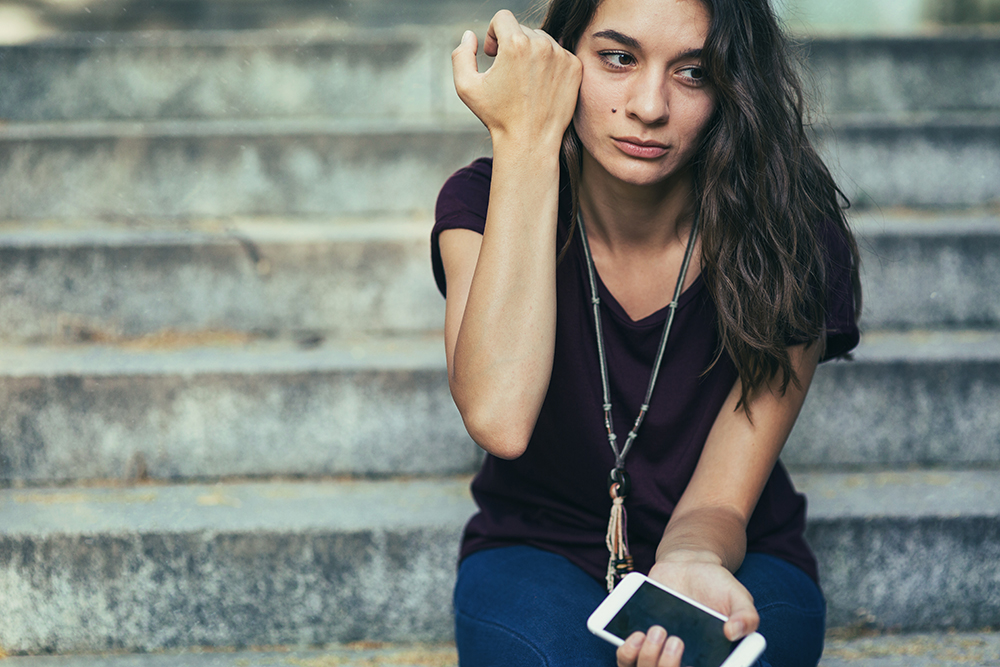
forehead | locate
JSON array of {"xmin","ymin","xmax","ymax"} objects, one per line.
[{"xmin": 587, "ymin": 0, "xmax": 710, "ymax": 49}]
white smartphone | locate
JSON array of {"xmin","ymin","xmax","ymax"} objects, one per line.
[{"xmin": 587, "ymin": 572, "xmax": 766, "ymax": 667}]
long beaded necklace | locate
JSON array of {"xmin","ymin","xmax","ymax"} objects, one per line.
[{"xmin": 576, "ymin": 211, "xmax": 701, "ymax": 592}]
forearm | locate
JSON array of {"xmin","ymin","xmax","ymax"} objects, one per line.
[
  {"xmin": 449, "ymin": 140, "xmax": 562, "ymax": 458},
  {"xmin": 655, "ymin": 342, "xmax": 822, "ymax": 573}
]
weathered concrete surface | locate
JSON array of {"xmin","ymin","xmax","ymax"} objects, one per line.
[
  {"xmin": 0, "ymin": 212, "xmax": 994, "ymax": 345},
  {"xmin": 0, "ymin": 120, "xmax": 490, "ymax": 220},
  {"xmin": 802, "ymin": 36, "xmax": 1000, "ymax": 114},
  {"xmin": 855, "ymin": 213, "xmax": 1000, "ymax": 330},
  {"xmin": 3, "ymin": 32, "xmax": 997, "ymax": 122},
  {"xmin": 820, "ymin": 632, "xmax": 1000, "ymax": 666},
  {"xmin": 814, "ymin": 113, "xmax": 1000, "ymax": 208},
  {"xmin": 0, "ymin": 479, "xmax": 475, "ymax": 653},
  {"xmin": 3, "ymin": 632, "xmax": 1000, "ymax": 665},
  {"xmin": 0, "ymin": 645, "xmax": 461, "ymax": 666},
  {"xmin": 0, "ymin": 338, "xmax": 478, "ymax": 483},
  {"xmin": 0, "ymin": 115, "xmax": 996, "ymax": 220},
  {"xmin": 785, "ymin": 331, "xmax": 1000, "ymax": 468},
  {"xmin": 797, "ymin": 470, "xmax": 1000, "ymax": 632},
  {"xmin": 0, "ymin": 218, "xmax": 445, "ymax": 343},
  {"xmin": 0, "ymin": 30, "xmax": 456, "ymax": 122},
  {"xmin": 0, "ymin": 473, "xmax": 998, "ymax": 653},
  {"xmin": 10, "ymin": 0, "xmax": 536, "ymax": 32},
  {"xmin": 0, "ymin": 331, "xmax": 995, "ymax": 484}
]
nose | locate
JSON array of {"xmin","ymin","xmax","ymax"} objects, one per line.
[{"xmin": 625, "ymin": 68, "xmax": 668, "ymax": 124}]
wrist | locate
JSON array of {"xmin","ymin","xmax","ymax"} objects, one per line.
[
  {"xmin": 654, "ymin": 548, "xmax": 725, "ymax": 568},
  {"xmin": 491, "ymin": 131, "xmax": 565, "ymax": 167}
]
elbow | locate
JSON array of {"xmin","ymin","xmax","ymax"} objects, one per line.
[{"xmin": 458, "ymin": 403, "xmax": 533, "ymax": 460}]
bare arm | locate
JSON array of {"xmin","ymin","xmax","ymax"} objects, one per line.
[
  {"xmin": 442, "ymin": 12, "xmax": 582, "ymax": 459},
  {"xmin": 616, "ymin": 341, "xmax": 823, "ymax": 667}
]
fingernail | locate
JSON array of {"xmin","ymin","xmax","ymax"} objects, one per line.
[
  {"xmin": 461, "ymin": 30, "xmax": 473, "ymax": 43},
  {"xmin": 729, "ymin": 620, "xmax": 745, "ymax": 639},
  {"xmin": 665, "ymin": 636, "xmax": 682, "ymax": 655},
  {"xmin": 627, "ymin": 632, "xmax": 644, "ymax": 647},
  {"xmin": 648, "ymin": 626, "xmax": 667, "ymax": 643}
]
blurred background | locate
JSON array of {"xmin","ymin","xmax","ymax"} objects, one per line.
[{"xmin": 0, "ymin": 1, "xmax": 998, "ymax": 665}]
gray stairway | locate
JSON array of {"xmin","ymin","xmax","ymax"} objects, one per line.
[{"xmin": 0, "ymin": 6, "xmax": 998, "ymax": 662}]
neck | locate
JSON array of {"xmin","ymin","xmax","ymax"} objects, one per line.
[{"xmin": 578, "ymin": 153, "xmax": 697, "ymax": 253}]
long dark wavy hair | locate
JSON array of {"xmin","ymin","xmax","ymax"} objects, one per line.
[{"xmin": 540, "ymin": 0, "xmax": 862, "ymax": 410}]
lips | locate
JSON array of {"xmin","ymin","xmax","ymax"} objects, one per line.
[{"xmin": 613, "ymin": 137, "xmax": 669, "ymax": 159}]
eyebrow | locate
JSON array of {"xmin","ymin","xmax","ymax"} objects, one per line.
[
  {"xmin": 592, "ymin": 29, "xmax": 641, "ymax": 50},
  {"xmin": 591, "ymin": 29, "xmax": 703, "ymax": 60}
]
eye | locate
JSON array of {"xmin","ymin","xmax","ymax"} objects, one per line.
[
  {"xmin": 599, "ymin": 51, "xmax": 636, "ymax": 69},
  {"xmin": 678, "ymin": 65, "xmax": 706, "ymax": 84}
]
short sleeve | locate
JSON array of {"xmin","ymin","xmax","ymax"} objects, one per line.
[
  {"xmin": 430, "ymin": 158, "xmax": 494, "ymax": 297},
  {"xmin": 820, "ymin": 218, "xmax": 860, "ymax": 362}
]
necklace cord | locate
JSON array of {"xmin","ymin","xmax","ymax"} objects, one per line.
[
  {"xmin": 577, "ymin": 212, "xmax": 701, "ymax": 468},
  {"xmin": 577, "ymin": 211, "xmax": 701, "ymax": 591}
]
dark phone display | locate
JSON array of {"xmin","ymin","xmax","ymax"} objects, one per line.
[{"xmin": 604, "ymin": 582, "xmax": 736, "ymax": 667}]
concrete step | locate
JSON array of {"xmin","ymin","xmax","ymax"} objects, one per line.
[
  {"xmin": 3, "ymin": 632, "xmax": 1000, "ymax": 665},
  {"xmin": 0, "ymin": 114, "xmax": 997, "ymax": 220},
  {"xmin": 0, "ymin": 29, "xmax": 470, "ymax": 123},
  {"xmin": 804, "ymin": 35, "xmax": 1000, "ymax": 114},
  {"xmin": 0, "ymin": 330, "xmax": 996, "ymax": 484},
  {"xmin": 820, "ymin": 632, "xmax": 1000, "ymax": 667},
  {"xmin": 0, "ymin": 210, "xmax": 988, "ymax": 343},
  {"xmin": 4, "ymin": 0, "xmax": 536, "ymax": 33},
  {"xmin": 0, "ymin": 119, "xmax": 490, "ymax": 220},
  {"xmin": 0, "ymin": 645, "xmax": 465, "ymax": 666},
  {"xmin": 0, "ymin": 478, "xmax": 475, "ymax": 653},
  {"xmin": 0, "ymin": 471, "xmax": 997, "ymax": 654},
  {"xmin": 0, "ymin": 337, "xmax": 477, "ymax": 484},
  {"xmin": 0, "ymin": 218, "xmax": 445, "ymax": 344},
  {"xmin": 797, "ymin": 470, "xmax": 1000, "ymax": 632},
  {"xmin": 3, "ymin": 0, "xmax": 997, "ymax": 37},
  {"xmin": 784, "ymin": 330, "xmax": 1000, "ymax": 469},
  {"xmin": 0, "ymin": 211, "xmax": 995, "ymax": 345},
  {"xmin": 855, "ymin": 212, "xmax": 1000, "ymax": 331},
  {"xmin": 815, "ymin": 111, "xmax": 1000, "ymax": 208},
  {"xmin": 2, "ymin": 32, "xmax": 997, "ymax": 123}
]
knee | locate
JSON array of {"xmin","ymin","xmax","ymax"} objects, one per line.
[{"xmin": 455, "ymin": 608, "xmax": 549, "ymax": 667}]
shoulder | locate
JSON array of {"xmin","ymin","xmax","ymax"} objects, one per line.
[
  {"xmin": 431, "ymin": 158, "xmax": 493, "ymax": 297},
  {"xmin": 817, "ymin": 216, "xmax": 861, "ymax": 361},
  {"xmin": 435, "ymin": 157, "xmax": 494, "ymax": 237}
]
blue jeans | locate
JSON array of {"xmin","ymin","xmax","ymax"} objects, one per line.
[{"xmin": 454, "ymin": 546, "xmax": 825, "ymax": 667}]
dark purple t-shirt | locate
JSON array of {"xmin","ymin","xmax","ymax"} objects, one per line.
[{"xmin": 431, "ymin": 158, "xmax": 859, "ymax": 585}]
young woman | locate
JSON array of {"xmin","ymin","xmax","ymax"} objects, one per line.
[{"xmin": 431, "ymin": 0, "xmax": 861, "ymax": 665}]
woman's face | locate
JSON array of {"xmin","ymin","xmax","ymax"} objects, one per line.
[{"xmin": 573, "ymin": 0, "xmax": 716, "ymax": 189}]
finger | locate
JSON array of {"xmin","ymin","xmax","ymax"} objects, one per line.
[
  {"xmin": 657, "ymin": 636, "xmax": 683, "ymax": 667},
  {"xmin": 484, "ymin": 9, "xmax": 519, "ymax": 57},
  {"xmin": 532, "ymin": 26, "xmax": 563, "ymax": 50},
  {"xmin": 724, "ymin": 610, "xmax": 759, "ymax": 641},
  {"xmin": 638, "ymin": 626, "xmax": 668, "ymax": 667},
  {"xmin": 724, "ymin": 595, "xmax": 759, "ymax": 641},
  {"xmin": 616, "ymin": 632, "xmax": 645, "ymax": 667},
  {"xmin": 451, "ymin": 30, "xmax": 480, "ymax": 92}
]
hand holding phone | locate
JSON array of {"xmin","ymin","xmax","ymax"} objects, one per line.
[{"xmin": 587, "ymin": 572, "xmax": 766, "ymax": 667}]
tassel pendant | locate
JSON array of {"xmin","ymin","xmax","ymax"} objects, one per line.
[{"xmin": 605, "ymin": 469, "xmax": 634, "ymax": 592}]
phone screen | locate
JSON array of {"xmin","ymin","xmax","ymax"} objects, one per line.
[{"xmin": 603, "ymin": 581, "xmax": 736, "ymax": 667}]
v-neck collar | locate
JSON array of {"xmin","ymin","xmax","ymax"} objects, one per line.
[{"xmin": 575, "ymin": 230, "xmax": 705, "ymax": 328}]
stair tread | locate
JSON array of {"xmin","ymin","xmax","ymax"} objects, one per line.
[
  {"xmin": 0, "ymin": 477, "xmax": 475, "ymax": 538},
  {"xmin": 0, "ymin": 335, "xmax": 448, "ymax": 377},
  {"xmin": 2, "ymin": 470, "xmax": 995, "ymax": 538},
  {"xmin": 3, "ymin": 632, "xmax": 1000, "ymax": 665},
  {"xmin": 792, "ymin": 469, "xmax": 1000, "ymax": 519},
  {"xmin": 3, "ymin": 329, "xmax": 996, "ymax": 378}
]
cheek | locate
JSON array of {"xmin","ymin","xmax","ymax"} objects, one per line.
[{"xmin": 679, "ymin": 96, "xmax": 717, "ymax": 139}]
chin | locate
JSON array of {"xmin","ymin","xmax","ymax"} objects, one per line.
[{"xmin": 605, "ymin": 159, "xmax": 682, "ymax": 188}]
